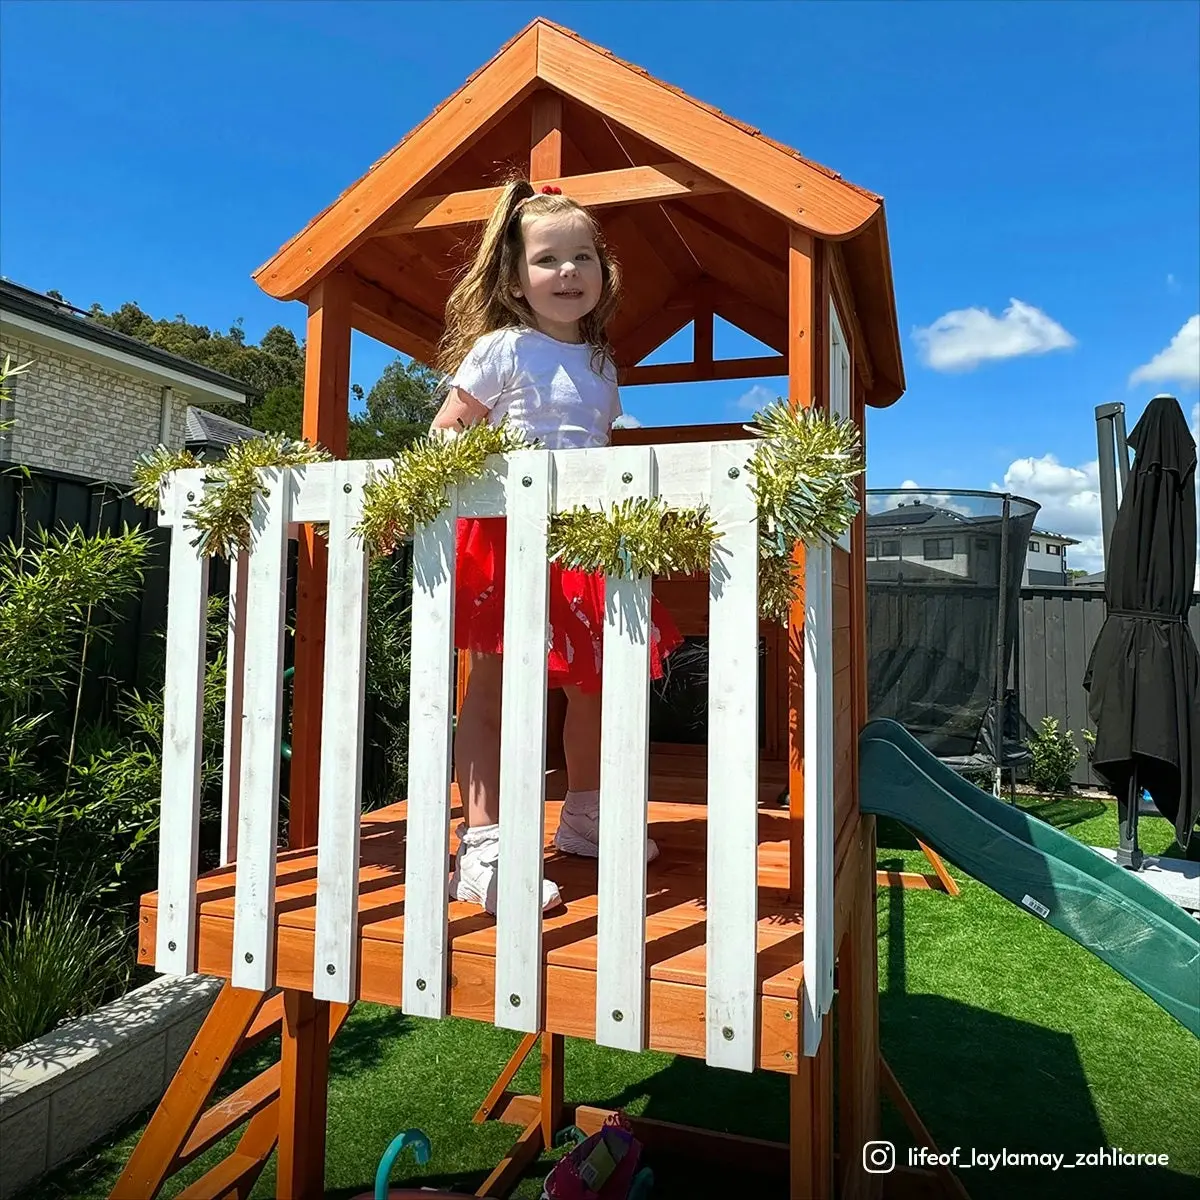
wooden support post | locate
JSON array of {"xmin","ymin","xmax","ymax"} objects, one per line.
[
  {"xmin": 540, "ymin": 1032, "xmax": 565, "ymax": 1146},
  {"xmin": 789, "ymin": 1009, "xmax": 835, "ymax": 1200},
  {"xmin": 786, "ymin": 228, "xmax": 819, "ymax": 901},
  {"xmin": 530, "ymin": 91, "xmax": 563, "ymax": 179},
  {"xmin": 693, "ymin": 307, "xmax": 714, "ymax": 373},
  {"xmin": 881, "ymin": 1056, "xmax": 972, "ymax": 1200},
  {"xmin": 838, "ymin": 830, "xmax": 882, "ymax": 1200},
  {"xmin": 291, "ymin": 272, "xmax": 351, "ymax": 850},
  {"xmin": 110, "ymin": 984, "xmax": 266, "ymax": 1199},
  {"xmin": 276, "ymin": 991, "xmax": 331, "ymax": 1199}
]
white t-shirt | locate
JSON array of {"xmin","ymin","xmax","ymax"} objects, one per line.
[{"xmin": 450, "ymin": 327, "xmax": 621, "ymax": 450}]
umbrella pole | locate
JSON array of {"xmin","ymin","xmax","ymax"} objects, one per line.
[{"xmin": 1117, "ymin": 766, "xmax": 1144, "ymax": 871}]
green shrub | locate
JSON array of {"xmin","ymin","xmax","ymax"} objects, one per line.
[
  {"xmin": 0, "ymin": 886, "xmax": 131, "ymax": 1052},
  {"xmin": 1028, "ymin": 716, "xmax": 1081, "ymax": 795}
]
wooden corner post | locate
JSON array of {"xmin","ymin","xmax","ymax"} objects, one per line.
[
  {"xmin": 786, "ymin": 227, "xmax": 836, "ymax": 1200},
  {"xmin": 786, "ymin": 227, "xmax": 819, "ymax": 901},
  {"xmin": 292, "ymin": 271, "xmax": 352, "ymax": 849},
  {"xmin": 279, "ymin": 270, "xmax": 350, "ymax": 1200}
]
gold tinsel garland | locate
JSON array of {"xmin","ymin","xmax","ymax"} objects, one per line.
[
  {"xmin": 132, "ymin": 401, "xmax": 862, "ymax": 623},
  {"xmin": 131, "ymin": 435, "xmax": 331, "ymax": 558}
]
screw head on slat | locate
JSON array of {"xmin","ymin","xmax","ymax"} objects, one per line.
[
  {"xmin": 343, "ymin": 483, "xmax": 352, "ymax": 494},
  {"xmin": 612, "ymin": 1009, "xmax": 624, "ymax": 1022},
  {"xmin": 509, "ymin": 993, "xmax": 521, "ymax": 1008},
  {"xmin": 244, "ymin": 952, "xmax": 254, "ymax": 964},
  {"xmin": 416, "ymin": 978, "xmax": 427, "ymax": 991},
  {"xmin": 167, "ymin": 940, "xmax": 177, "ymax": 952},
  {"xmin": 722, "ymin": 1026, "xmax": 734, "ymax": 1041},
  {"xmin": 727, "ymin": 467, "xmax": 740, "ymax": 480},
  {"xmin": 326, "ymin": 963, "xmax": 336, "ymax": 975},
  {"xmin": 187, "ymin": 491, "xmax": 196, "ymax": 501},
  {"xmin": 622, "ymin": 471, "xmax": 633, "ymax": 484},
  {"xmin": 521, "ymin": 476, "xmax": 532, "ymax": 487}
]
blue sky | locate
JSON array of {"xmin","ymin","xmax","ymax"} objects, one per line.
[{"xmin": 3, "ymin": 0, "xmax": 1197, "ymax": 569}]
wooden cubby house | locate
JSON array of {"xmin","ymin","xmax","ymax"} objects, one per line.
[{"xmin": 116, "ymin": 19, "xmax": 912, "ymax": 1200}]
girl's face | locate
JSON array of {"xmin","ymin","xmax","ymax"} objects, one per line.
[{"xmin": 512, "ymin": 212, "xmax": 604, "ymax": 341}]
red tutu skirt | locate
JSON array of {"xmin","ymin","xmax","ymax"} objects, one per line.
[{"xmin": 453, "ymin": 517, "xmax": 684, "ymax": 693}]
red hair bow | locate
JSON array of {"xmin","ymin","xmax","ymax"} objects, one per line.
[{"xmin": 540, "ymin": 184, "xmax": 562, "ymax": 195}]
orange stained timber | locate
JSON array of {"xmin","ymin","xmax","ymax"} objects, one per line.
[{"xmin": 138, "ymin": 789, "xmax": 823, "ymax": 1074}]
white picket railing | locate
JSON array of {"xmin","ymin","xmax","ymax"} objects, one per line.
[{"xmin": 152, "ymin": 440, "xmax": 836, "ymax": 1070}]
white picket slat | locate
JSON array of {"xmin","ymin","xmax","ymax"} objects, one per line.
[
  {"xmin": 802, "ymin": 536, "xmax": 835, "ymax": 1056},
  {"xmin": 494, "ymin": 449, "xmax": 552, "ymax": 1032},
  {"xmin": 595, "ymin": 446, "xmax": 656, "ymax": 1052},
  {"xmin": 704, "ymin": 444, "xmax": 760, "ymax": 1072},
  {"xmin": 230, "ymin": 467, "xmax": 292, "ymax": 992},
  {"xmin": 155, "ymin": 469, "xmax": 211, "ymax": 977},
  {"xmin": 400, "ymin": 486, "xmax": 459, "ymax": 1019},
  {"xmin": 313, "ymin": 461, "xmax": 372, "ymax": 1003},
  {"xmin": 220, "ymin": 550, "xmax": 248, "ymax": 867}
]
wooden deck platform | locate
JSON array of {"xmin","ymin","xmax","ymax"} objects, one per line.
[{"xmin": 139, "ymin": 773, "xmax": 818, "ymax": 1074}]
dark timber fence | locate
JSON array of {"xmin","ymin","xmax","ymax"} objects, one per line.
[{"xmin": 1016, "ymin": 584, "xmax": 1200, "ymax": 788}]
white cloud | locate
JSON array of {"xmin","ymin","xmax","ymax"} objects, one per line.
[
  {"xmin": 1167, "ymin": 273, "xmax": 1179, "ymax": 292},
  {"xmin": 867, "ymin": 481, "xmax": 976, "ymax": 517},
  {"xmin": 993, "ymin": 454, "xmax": 1104, "ymax": 573},
  {"xmin": 1191, "ymin": 402, "xmax": 1199, "ymax": 445},
  {"xmin": 612, "ymin": 412, "xmax": 642, "ymax": 429},
  {"xmin": 734, "ymin": 383, "xmax": 776, "ymax": 414},
  {"xmin": 1129, "ymin": 314, "xmax": 1200, "ymax": 388},
  {"xmin": 912, "ymin": 299, "xmax": 1076, "ymax": 372}
]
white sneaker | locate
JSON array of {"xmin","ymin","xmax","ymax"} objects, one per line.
[
  {"xmin": 553, "ymin": 806, "xmax": 659, "ymax": 862},
  {"xmin": 448, "ymin": 824, "xmax": 562, "ymax": 914}
]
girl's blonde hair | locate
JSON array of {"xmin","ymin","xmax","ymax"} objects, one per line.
[{"xmin": 438, "ymin": 178, "xmax": 622, "ymax": 378}]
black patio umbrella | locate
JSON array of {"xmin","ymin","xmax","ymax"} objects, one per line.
[{"xmin": 1084, "ymin": 394, "xmax": 1199, "ymax": 853}]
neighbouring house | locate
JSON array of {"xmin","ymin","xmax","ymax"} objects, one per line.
[
  {"xmin": 0, "ymin": 279, "xmax": 252, "ymax": 485},
  {"xmin": 865, "ymin": 500, "xmax": 1008, "ymax": 586},
  {"xmin": 1026, "ymin": 527, "xmax": 1078, "ymax": 585},
  {"xmin": 184, "ymin": 405, "xmax": 257, "ymax": 461}
]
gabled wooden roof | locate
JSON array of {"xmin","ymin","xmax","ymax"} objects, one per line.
[{"xmin": 253, "ymin": 19, "xmax": 904, "ymax": 406}]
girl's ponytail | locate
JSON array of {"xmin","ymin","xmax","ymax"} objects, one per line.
[{"xmin": 439, "ymin": 179, "xmax": 536, "ymax": 375}]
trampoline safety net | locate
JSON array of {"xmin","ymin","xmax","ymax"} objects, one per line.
[{"xmin": 865, "ymin": 490, "xmax": 1040, "ymax": 766}]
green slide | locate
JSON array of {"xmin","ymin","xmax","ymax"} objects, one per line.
[{"xmin": 859, "ymin": 719, "xmax": 1200, "ymax": 1037}]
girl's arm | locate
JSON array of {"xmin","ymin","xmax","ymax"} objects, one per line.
[{"xmin": 429, "ymin": 386, "xmax": 489, "ymax": 435}]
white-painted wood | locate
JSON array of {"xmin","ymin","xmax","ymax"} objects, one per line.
[
  {"xmin": 313, "ymin": 461, "xmax": 372, "ymax": 1003},
  {"xmin": 289, "ymin": 441, "xmax": 743, "ymax": 525},
  {"xmin": 704, "ymin": 444, "xmax": 760, "ymax": 1073},
  {"xmin": 828, "ymin": 302, "xmax": 853, "ymax": 553},
  {"xmin": 220, "ymin": 551, "xmax": 248, "ymax": 867},
  {"xmin": 230, "ymin": 467, "xmax": 292, "ymax": 992},
  {"xmin": 155, "ymin": 469, "xmax": 211, "ymax": 977},
  {"xmin": 802, "ymin": 536, "xmax": 835, "ymax": 1055},
  {"xmin": 400, "ymin": 486, "xmax": 458, "ymax": 1019},
  {"xmin": 494, "ymin": 449, "xmax": 553, "ymax": 1033},
  {"xmin": 595, "ymin": 446, "xmax": 656, "ymax": 1053}
]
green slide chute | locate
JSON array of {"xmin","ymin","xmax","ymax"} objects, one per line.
[{"xmin": 859, "ymin": 719, "xmax": 1200, "ymax": 1037}]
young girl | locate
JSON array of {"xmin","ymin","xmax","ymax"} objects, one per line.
[{"xmin": 429, "ymin": 179, "xmax": 683, "ymax": 913}]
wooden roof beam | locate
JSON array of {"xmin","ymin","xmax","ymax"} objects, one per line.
[
  {"xmin": 620, "ymin": 354, "xmax": 786, "ymax": 387},
  {"xmin": 346, "ymin": 272, "xmax": 441, "ymax": 366},
  {"xmin": 371, "ymin": 162, "xmax": 727, "ymax": 237},
  {"xmin": 827, "ymin": 242, "xmax": 875, "ymax": 393}
]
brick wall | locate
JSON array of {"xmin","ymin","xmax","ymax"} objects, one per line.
[{"xmin": 0, "ymin": 334, "xmax": 191, "ymax": 485}]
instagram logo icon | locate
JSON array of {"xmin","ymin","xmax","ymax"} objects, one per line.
[{"xmin": 863, "ymin": 1141, "xmax": 896, "ymax": 1174}]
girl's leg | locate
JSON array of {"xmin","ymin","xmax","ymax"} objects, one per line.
[
  {"xmin": 450, "ymin": 650, "xmax": 561, "ymax": 911},
  {"xmin": 555, "ymin": 685, "xmax": 658, "ymax": 861},
  {"xmin": 453, "ymin": 651, "xmax": 503, "ymax": 828},
  {"xmin": 561, "ymin": 684, "xmax": 602, "ymax": 791}
]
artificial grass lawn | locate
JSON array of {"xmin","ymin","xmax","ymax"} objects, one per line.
[{"xmin": 36, "ymin": 798, "xmax": 1199, "ymax": 1200}]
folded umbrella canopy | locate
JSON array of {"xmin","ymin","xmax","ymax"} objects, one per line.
[{"xmin": 1084, "ymin": 395, "xmax": 1199, "ymax": 850}]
